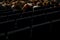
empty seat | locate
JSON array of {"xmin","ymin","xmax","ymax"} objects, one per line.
[
  {"xmin": 22, "ymin": 11, "xmax": 33, "ymax": 17},
  {"xmin": 33, "ymin": 15, "xmax": 48, "ymax": 25},
  {"xmin": 8, "ymin": 29, "xmax": 31, "ymax": 40},
  {"xmin": 8, "ymin": 14, "xmax": 16, "ymax": 20},
  {"xmin": 0, "ymin": 16, "xmax": 8, "ymax": 22},
  {"xmin": 43, "ymin": 8, "xmax": 53, "ymax": 13},
  {"xmin": 0, "ymin": 5, "xmax": 5, "ymax": 10},
  {"xmin": 33, "ymin": 6, "xmax": 42, "ymax": 10},
  {"xmin": 17, "ymin": 18, "xmax": 31, "ymax": 29},
  {"xmin": 32, "ymin": 24, "xmax": 49, "ymax": 32},
  {"xmin": 0, "ymin": 22, "xmax": 8, "ymax": 33},
  {"xmin": 4, "ymin": 5, "xmax": 12, "ymax": 11},
  {"xmin": 0, "ymin": 12, "xmax": 8, "ymax": 16},
  {"xmin": 47, "ymin": 11, "xmax": 60, "ymax": 21},
  {"xmin": 33, "ymin": 9, "xmax": 44, "ymax": 15},
  {"xmin": 7, "ymin": 20, "xmax": 16, "ymax": 32}
]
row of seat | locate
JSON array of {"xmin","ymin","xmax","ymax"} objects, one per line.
[
  {"xmin": 0, "ymin": 6, "xmax": 60, "ymax": 15},
  {"xmin": 0, "ymin": 8, "xmax": 60, "ymax": 24},
  {"xmin": 0, "ymin": 8, "xmax": 60, "ymax": 33},
  {"xmin": 0, "ymin": 7, "xmax": 60, "ymax": 39},
  {"xmin": 0, "ymin": 9, "xmax": 60, "ymax": 34},
  {"xmin": 0, "ymin": 19, "xmax": 60, "ymax": 40},
  {"xmin": 0, "ymin": 7, "xmax": 60, "ymax": 23},
  {"xmin": 0, "ymin": 12, "xmax": 60, "ymax": 40}
]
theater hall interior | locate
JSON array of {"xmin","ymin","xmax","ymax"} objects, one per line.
[{"xmin": 0, "ymin": 0, "xmax": 60, "ymax": 40}]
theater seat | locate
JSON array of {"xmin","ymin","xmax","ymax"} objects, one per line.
[
  {"xmin": 33, "ymin": 6, "xmax": 41, "ymax": 10},
  {"xmin": 8, "ymin": 14, "xmax": 16, "ymax": 20},
  {"xmin": 0, "ymin": 5, "xmax": 4, "ymax": 10},
  {"xmin": 47, "ymin": 11, "xmax": 60, "ymax": 21},
  {"xmin": 22, "ymin": 11, "xmax": 33, "ymax": 17},
  {"xmin": 7, "ymin": 20, "xmax": 16, "ymax": 32},
  {"xmin": 33, "ymin": 15, "xmax": 48, "ymax": 25},
  {"xmin": 17, "ymin": 18, "xmax": 31, "ymax": 29},
  {"xmin": 43, "ymin": 8, "xmax": 53, "ymax": 13},
  {"xmin": 8, "ymin": 28, "xmax": 31, "ymax": 40},
  {"xmin": 5, "ymin": 6, "xmax": 12, "ymax": 11},
  {"xmin": 0, "ymin": 22, "xmax": 8, "ymax": 33},
  {"xmin": 0, "ymin": 16, "xmax": 8, "ymax": 22},
  {"xmin": 32, "ymin": 24, "xmax": 49, "ymax": 32},
  {"xmin": 33, "ymin": 8, "xmax": 44, "ymax": 15}
]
